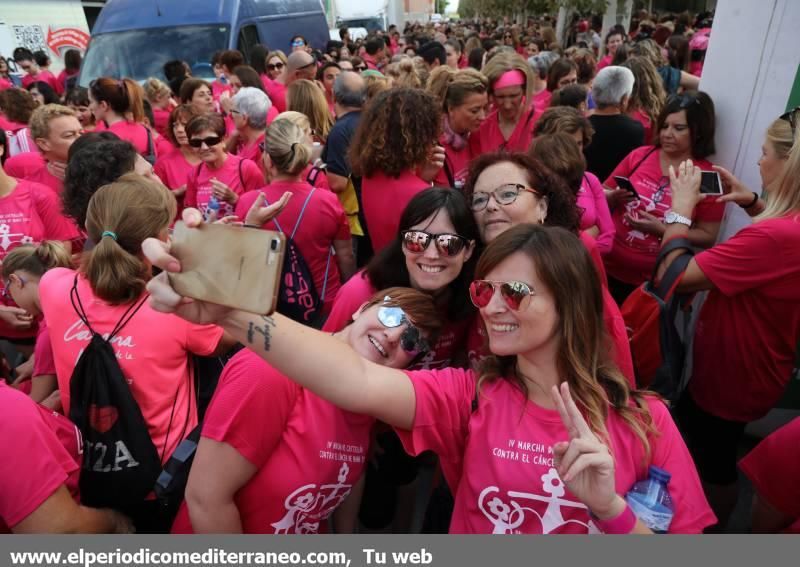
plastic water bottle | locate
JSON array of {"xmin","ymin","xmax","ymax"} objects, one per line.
[
  {"xmin": 206, "ymin": 196, "xmax": 220, "ymax": 221},
  {"xmin": 625, "ymin": 466, "xmax": 674, "ymax": 533}
]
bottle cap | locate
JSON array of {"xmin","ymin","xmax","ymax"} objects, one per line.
[{"xmin": 648, "ymin": 465, "xmax": 671, "ymax": 483}]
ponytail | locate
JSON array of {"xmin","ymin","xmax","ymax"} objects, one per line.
[
  {"xmin": 1, "ymin": 241, "xmax": 73, "ymax": 279},
  {"xmin": 123, "ymin": 78, "xmax": 146, "ymax": 124},
  {"xmin": 81, "ymin": 173, "xmax": 176, "ymax": 304},
  {"xmin": 265, "ymin": 117, "xmax": 312, "ymax": 176},
  {"xmin": 89, "ymin": 77, "xmax": 147, "ymax": 123}
]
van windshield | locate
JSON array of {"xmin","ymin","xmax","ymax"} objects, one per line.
[
  {"xmin": 339, "ymin": 18, "xmax": 383, "ymax": 32},
  {"xmin": 80, "ymin": 25, "xmax": 230, "ymax": 85}
]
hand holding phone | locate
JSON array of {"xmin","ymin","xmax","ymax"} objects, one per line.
[
  {"xmin": 699, "ymin": 170, "xmax": 723, "ymax": 195},
  {"xmin": 614, "ymin": 176, "xmax": 640, "ymax": 199},
  {"xmin": 168, "ymin": 222, "xmax": 285, "ymax": 314}
]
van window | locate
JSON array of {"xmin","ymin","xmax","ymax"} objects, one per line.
[
  {"xmin": 237, "ymin": 25, "xmax": 261, "ymax": 61},
  {"xmin": 80, "ymin": 25, "xmax": 230, "ymax": 84}
]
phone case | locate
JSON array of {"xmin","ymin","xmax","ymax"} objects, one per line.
[{"xmin": 168, "ymin": 222, "xmax": 285, "ymax": 315}]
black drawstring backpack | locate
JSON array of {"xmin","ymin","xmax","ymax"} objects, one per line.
[{"xmin": 68, "ymin": 276, "xmax": 163, "ymax": 517}]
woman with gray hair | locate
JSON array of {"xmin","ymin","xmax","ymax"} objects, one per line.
[
  {"xmin": 528, "ymin": 51, "xmax": 559, "ymax": 115},
  {"xmin": 231, "ymin": 86, "xmax": 277, "ymax": 169},
  {"xmin": 584, "ymin": 66, "xmax": 645, "ymax": 182}
]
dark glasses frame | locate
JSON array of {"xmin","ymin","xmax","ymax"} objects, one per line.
[
  {"xmin": 400, "ymin": 230, "xmax": 470, "ymax": 257},
  {"xmin": 668, "ymin": 93, "xmax": 700, "ymax": 110},
  {"xmin": 470, "ymin": 183, "xmax": 542, "ymax": 212},
  {"xmin": 469, "ymin": 279, "xmax": 536, "ymax": 311},
  {"xmin": 267, "ymin": 62, "xmax": 285, "ymax": 71},
  {"xmin": 189, "ymin": 136, "xmax": 223, "ymax": 148},
  {"xmin": 377, "ymin": 300, "xmax": 430, "ymax": 355}
]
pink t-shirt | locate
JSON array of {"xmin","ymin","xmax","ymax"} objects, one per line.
[
  {"xmin": 56, "ymin": 70, "xmax": 78, "ymax": 95},
  {"xmin": 689, "ymin": 214, "xmax": 800, "ymax": 422},
  {"xmin": 435, "ymin": 134, "xmax": 474, "ymax": 189},
  {"xmin": 322, "ymin": 270, "xmax": 472, "ymax": 371},
  {"xmin": 235, "ymin": 181, "xmax": 350, "ymax": 313},
  {"xmin": 152, "ymin": 107, "xmax": 171, "ymax": 138},
  {"xmin": 184, "ymin": 154, "xmax": 263, "ymax": 218},
  {"xmin": 397, "ymin": 367, "xmax": 715, "ymax": 533},
  {"xmin": 578, "ymin": 172, "xmax": 615, "ymax": 254},
  {"xmin": 739, "ymin": 418, "xmax": 800, "ymax": 533},
  {"xmin": 22, "ymin": 70, "xmax": 60, "ymax": 93},
  {"xmin": 211, "ymin": 80, "xmax": 231, "ymax": 101},
  {"xmin": 0, "ymin": 77, "xmax": 13, "ymax": 91},
  {"xmin": 629, "ymin": 109, "xmax": 654, "ymax": 144},
  {"xmin": 604, "ymin": 146, "xmax": 724, "ymax": 285},
  {"xmin": 235, "ymin": 133, "xmax": 265, "ymax": 168},
  {"xmin": 0, "ymin": 382, "xmax": 79, "ymax": 532},
  {"xmin": 171, "ymin": 349, "xmax": 372, "ymax": 534},
  {"xmin": 107, "ymin": 120, "xmax": 153, "ymax": 157},
  {"xmin": 4, "ymin": 152, "xmax": 45, "ymax": 180},
  {"xmin": 264, "ymin": 80, "xmax": 287, "ymax": 113},
  {"xmin": 361, "ymin": 169, "xmax": 431, "ymax": 253},
  {"xmin": 154, "ymin": 147, "xmax": 197, "ymax": 215},
  {"xmin": 33, "ymin": 320, "xmax": 56, "ymax": 377},
  {"xmin": 0, "ymin": 180, "xmax": 80, "ymax": 339},
  {"xmin": 471, "ymin": 105, "xmax": 537, "ymax": 156},
  {"xmin": 38, "ymin": 268, "xmax": 225, "ymax": 461},
  {"xmin": 532, "ymin": 89, "xmax": 552, "ymax": 115},
  {"xmin": 596, "ymin": 54, "xmax": 613, "ymax": 71}
]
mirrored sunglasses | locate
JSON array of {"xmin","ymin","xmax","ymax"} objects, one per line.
[
  {"xmin": 400, "ymin": 230, "xmax": 469, "ymax": 257},
  {"xmin": 469, "ymin": 280, "xmax": 536, "ymax": 311},
  {"xmin": 377, "ymin": 301, "xmax": 430, "ymax": 356}
]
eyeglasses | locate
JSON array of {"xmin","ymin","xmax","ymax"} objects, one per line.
[
  {"xmin": 377, "ymin": 300, "xmax": 430, "ymax": 356},
  {"xmin": 189, "ymin": 136, "xmax": 222, "ymax": 148},
  {"xmin": 229, "ymin": 109, "xmax": 242, "ymax": 115},
  {"xmin": 668, "ymin": 93, "xmax": 699, "ymax": 109},
  {"xmin": 470, "ymin": 183, "xmax": 541, "ymax": 211},
  {"xmin": 401, "ymin": 230, "xmax": 470, "ymax": 257},
  {"xmin": 355, "ymin": 65, "xmax": 367, "ymax": 71},
  {"xmin": 469, "ymin": 280, "xmax": 536, "ymax": 311},
  {"xmin": 2, "ymin": 275, "xmax": 24, "ymax": 300},
  {"xmin": 780, "ymin": 106, "xmax": 799, "ymax": 135},
  {"xmin": 267, "ymin": 62, "xmax": 285, "ymax": 71},
  {"xmin": 291, "ymin": 40, "xmax": 306, "ymax": 47}
]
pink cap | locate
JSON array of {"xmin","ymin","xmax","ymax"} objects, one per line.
[{"xmin": 493, "ymin": 69, "xmax": 526, "ymax": 90}]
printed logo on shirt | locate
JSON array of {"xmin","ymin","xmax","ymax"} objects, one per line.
[
  {"xmin": 409, "ymin": 329, "xmax": 456, "ymax": 371},
  {"xmin": 65, "ymin": 319, "xmax": 137, "ymax": 372},
  {"xmin": 479, "ymin": 438, "xmax": 600, "ymax": 534},
  {"xmin": 0, "ymin": 218, "xmax": 36, "ymax": 253},
  {"xmin": 620, "ymin": 177, "xmax": 671, "ymax": 253}
]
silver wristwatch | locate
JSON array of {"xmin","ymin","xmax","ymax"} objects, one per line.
[{"xmin": 664, "ymin": 211, "xmax": 691, "ymax": 226}]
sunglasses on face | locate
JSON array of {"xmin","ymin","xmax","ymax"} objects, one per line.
[
  {"xmin": 377, "ymin": 301, "xmax": 430, "ymax": 355},
  {"xmin": 469, "ymin": 280, "xmax": 536, "ymax": 311},
  {"xmin": 267, "ymin": 62, "xmax": 285, "ymax": 71},
  {"xmin": 669, "ymin": 93, "xmax": 699, "ymax": 109},
  {"xmin": 470, "ymin": 183, "xmax": 541, "ymax": 211},
  {"xmin": 291, "ymin": 39, "xmax": 306, "ymax": 47},
  {"xmin": 401, "ymin": 230, "xmax": 469, "ymax": 257},
  {"xmin": 189, "ymin": 136, "xmax": 222, "ymax": 148},
  {"xmin": 355, "ymin": 65, "xmax": 367, "ymax": 71}
]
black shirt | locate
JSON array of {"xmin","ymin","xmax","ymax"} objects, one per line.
[{"xmin": 584, "ymin": 114, "xmax": 645, "ymax": 182}]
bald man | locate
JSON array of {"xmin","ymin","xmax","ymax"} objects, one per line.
[{"xmin": 286, "ymin": 50, "xmax": 317, "ymax": 85}]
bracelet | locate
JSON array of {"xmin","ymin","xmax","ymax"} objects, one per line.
[
  {"xmin": 590, "ymin": 501, "xmax": 637, "ymax": 534},
  {"xmin": 741, "ymin": 192, "xmax": 759, "ymax": 209},
  {"xmin": 243, "ymin": 223, "xmax": 261, "ymax": 229}
]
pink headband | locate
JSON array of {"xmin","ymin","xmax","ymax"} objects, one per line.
[{"xmin": 493, "ymin": 70, "xmax": 526, "ymax": 90}]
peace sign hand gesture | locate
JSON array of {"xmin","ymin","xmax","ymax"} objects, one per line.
[{"xmin": 551, "ymin": 382, "xmax": 626, "ymax": 520}]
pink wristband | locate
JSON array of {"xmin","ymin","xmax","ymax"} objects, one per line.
[{"xmin": 592, "ymin": 502, "xmax": 637, "ymax": 534}]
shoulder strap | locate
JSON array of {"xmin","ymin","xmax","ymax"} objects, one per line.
[
  {"xmin": 629, "ymin": 147, "xmax": 658, "ymax": 178},
  {"xmin": 648, "ymin": 237, "xmax": 694, "ymax": 300},
  {"xmin": 238, "ymin": 157, "xmax": 245, "ymax": 188},
  {"xmin": 289, "ymin": 189, "xmax": 316, "ymax": 240},
  {"xmin": 70, "ymin": 274, "xmax": 149, "ymax": 340},
  {"xmin": 443, "ymin": 157, "xmax": 456, "ymax": 189},
  {"xmin": 319, "ymin": 246, "xmax": 333, "ymax": 302}
]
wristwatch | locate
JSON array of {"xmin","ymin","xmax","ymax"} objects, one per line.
[{"xmin": 664, "ymin": 211, "xmax": 691, "ymax": 226}]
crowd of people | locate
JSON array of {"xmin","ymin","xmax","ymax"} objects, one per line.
[{"xmin": 0, "ymin": 8, "xmax": 799, "ymax": 536}]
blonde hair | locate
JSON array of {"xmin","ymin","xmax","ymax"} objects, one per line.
[
  {"xmin": 386, "ymin": 57, "xmax": 423, "ymax": 89},
  {"xmin": 276, "ymin": 110, "xmax": 311, "ymax": 134},
  {"xmin": 265, "ymin": 117, "xmax": 312, "ymax": 176},
  {"xmin": 631, "ymin": 39, "xmax": 666, "ymax": 68},
  {"xmin": 1, "ymin": 241, "xmax": 72, "ymax": 279},
  {"xmin": 82, "ymin": 173, "xmax": 177, "ymax": 304},
  {"xmin": 759, "ymin": 117, "xmax": 800, "ymax": 221},
  {"xmin": 266, "ymin": 50, "xmax": 288, "ymax": 67},
  {"xmin": 621, "ymin": 56, "xmax": 666, "ymax": 127},
  {"xmin": 364, "ymin": 74, "xmax": 391, "ymax": 104},
  {"xmin": 426, "ymin": 66, "xmax": 488, "ymax": 112},
  {"xmin": 29, "ymin": 104, "xmax": 77, "ymax": 140},
  {"xmin": 143, "ymin": 78, "xmax": 171, "ymax": 102},
  {"xmin": 286, "ymin": 79, "xmax": 333, "ymax": 142},
  {"xmin": 482, "ymin": 51, "xmax": 534, "ymax": 101}
]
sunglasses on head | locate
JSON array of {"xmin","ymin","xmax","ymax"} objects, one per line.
[
  {"xmin": 401, "ymin": 230, "xmax": 469, "ymax": 257},
  {"xmin": 780, "ymin": 106, "xmax": 799, "ymax": 135},
  {"xmin": 669, "ymin": 93, "xmax": 699, "ymax": 110},
  {"xmin": 189, "ymin": 136, "xmax": 222, "ymax": 148},
  {"xmin": 267, "ymin": 62, "xmax": 285, "ymax": 71},
  {"xmin": 377, "ymin": 300, "xmax": 430, "ymax": 356},
  {"xmin": 469, "ymin": 280, "xmax": 536, "ymax": 311}
]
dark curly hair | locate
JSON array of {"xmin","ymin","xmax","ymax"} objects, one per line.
[
  {"xmin": 349, "ymin": 87, "xmax": 441, "ymax": 178},
  {"xmin": 63, "ymin": 135, "xmax": 138, "ymax": 228},
  {"xmin": 463, "ymin": 151, "xmax": 580, "ymax": 234},
  {"xmin": 0, "ymin": 88, "xmax": 37, "ymax": 124}
]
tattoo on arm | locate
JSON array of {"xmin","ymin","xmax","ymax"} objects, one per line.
[{"xmin": 247, "ymin": 316, "xmax": 276, "ymax": 352}]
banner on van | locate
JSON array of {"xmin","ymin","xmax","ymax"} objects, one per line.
[{"xmin": 47, "ymin": 26, "xmax": 90, "ymax": 55}]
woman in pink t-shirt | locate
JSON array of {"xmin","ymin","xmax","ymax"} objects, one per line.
[
  {"xmin": 235, "ymin": 116, "xmax": 354, "ymax": 316},
  {"xmin": 463, "ymin": 151, "xmax": 634, "ymax": 385},
  {"xmin": 39, "ymin": 174, "xmax": 230, "ymax": 532},
  {"xmin": 530, "ymin": 132, "xmax": 615, "ymax": 254},
  {"xmin": 597, "ymin": 30, "xmax": 625, "ymax": 72},
  {"xmin": 350, "ymin": 88, "xmax": 443, "ymax": 254},
  {"xmin": 183, "ymin": 113, "xmax": 263, "ymax": 219},
  {"xmin": 660, "ymin": 110, "xmax": 799, "ymax": 529},
  {"xmin": 154, "ymin": 104, "xmax": 201, "ymax": 216},
  {"xmin": 621, "ymin": 56, "xmax": 666, "ymax": 145},
  {"xmin": 172, "ymin": 288, "xmax": 440, "ymax": 533},
  {"xmin": 427, "ymin": 67, "xmax": 489, "ymax": 190},
  {"xmin": 0, "ymin": 383, "xmax": 131, "ymax": 533},
  {"xmin": 471, "ymin": 52, "xmax": 538, "ymax": 156},
  {"xmin": 604, "ymin": 91, "xmax": 723, "ymax": 303},
  {"xmin": 88, "ymin": 77, "xmax": 158, "ymax": 161},
  {"xmin": 2, "ymin": 241, "xmax": 72, "ymax": 408},
  {"xmin": 178, "ymin": 79, "xmax": 216, "ymax": 116},
  {"xmin": 145, "ymin": 221, "xmax": 714, "ymax": 534}
]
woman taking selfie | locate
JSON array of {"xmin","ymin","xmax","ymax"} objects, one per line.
[{"xmin": 144, "ymin": 219, "xmax": 714, "ymax": 534}]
